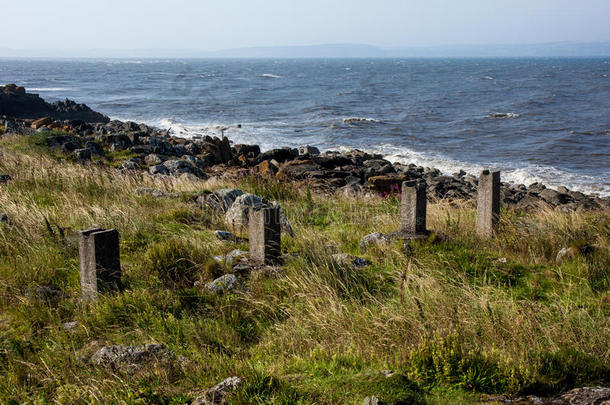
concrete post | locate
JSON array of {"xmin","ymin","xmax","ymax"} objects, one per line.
[
  {"xmin": 78, "ymin": 228, "xmax": 121, "ymax": 300},
  {"xmin": 248, "ymin": 206, "xmax": 281, "ymax": 265},
  {"xmin": 401, "ymin": 181, "xmax": 427, "ymax": 235},
  {"xmin": 476, "ymin": 170, "xmax": 501, "ymax": 238}
]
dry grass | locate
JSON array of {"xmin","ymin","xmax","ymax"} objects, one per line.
[{"xmin": 0, "ymin": 136, "xmax": 608, "ymax": 404}]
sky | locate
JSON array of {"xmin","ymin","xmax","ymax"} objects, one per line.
[{"xmin": 1, "ymin": 0, "xmax": 609, "ymax": 51}]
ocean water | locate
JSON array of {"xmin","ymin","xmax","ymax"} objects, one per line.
[{"xmin": 1, "ymin": 58, "xmax": 609, "ymax": 196}]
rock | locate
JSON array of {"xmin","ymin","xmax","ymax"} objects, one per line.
[
  {"xmin": 214, "ymin": 230, "xmax": 236, "ymax": 241},
  {"xmin": 135, "ymin": 188, "xmax": 167, "ymax": 198},
  {"xmin": 63, "ymin": 321, "xmax": 78, "ymax": 331},
  {"xmin": 556, "ymin": 247, "xmax": 579, "ymax": 263},
  {"xmin": 218, "ymin": 136, "xmax": 233, "ymax": 163},
  {"xmin": 360, "ymin": 232, "xmax": 391, "ymax": 250},
  {"xmin": 0, "ymin": 213, "xmax": 10, "ymax": 224},
  {"xmin": 29, "ymin": 285, "xmax": 64, "ymax": 305},
  {"xmin": 91, "ymin": 344, "xmax": 174, "ymax": 369},
  {"xmin": 85, "ymin": 141, "xmax": 104, "ymax": 156},
  {"xmin": 0, "ymin": 85, "xmax": 109, "ymax": 122},
  {"xmin": 163, "ymin": 159, "xmax": 195, "ymax": 175},
  {"xmin": 258, "ymin": 148, "xmax": 295, "ymax": 163},
  {"xmin": 0, "ymin": 174, "xmax": 11, "ymax": 183},
  {"xmin": 332, "ymin": 253, "xmax": 371, "ymax": 269},
  {"xmin": 200, "ymin": 189, "xmax": 244, "ymax": 212},
  {"xmin": 298, "ymin": 145, "xmax": 321, "ymax": 156},
  {"xmin": 224, "ymin": 194, "xmax": 266, "ymax": 228},
  {"xmin": 148, "ymin": 164, "xmax": 168, "ymax": 176},
  {"xmin": 205, "ymin": 274, "xmax": 242, "ymax": 294},
  {"xmin": 192, "ymin": 376, "xmax": 244, "ymax": 405},
  {"xmin": 31, "ymin": 116, "xmax": 53, "ymax": 129},
  {"xmin": 214, "ymin": 249, "xmax": 249, "ymax": 265},
  {"xmin": 74, "ymin": 148, "xmax": 92, "ymax": 161},
  {"xmin": 144, "ymin": 153, "xmax": 166, "ymax": 166},
  {"xmin": 540, "ymin": 188, "xmax": 573, "ymax": 206},
  {"xmin": 367, "ymin": 175, "xmax": 410, "ymax": 193},
  {"xmin": 120, "ymin": 159, "xmax": 140, "ymax": 171},
  {"xmin": 362, "ymin": 396, "xmax": 387, "ymax": 405},
  {"xmin": 276, "ymin": 160, "xmax": 323, "ymax": 180},
  {"xmin": 549, "ymin": 387, "xmax": 610, "ymax": 405},
  {"xmin": 255, "ymin": 160, "xmax": 279, "ymax": 176}
]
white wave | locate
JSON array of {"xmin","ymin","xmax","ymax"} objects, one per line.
[
  {"xmin": 261, "ymin": 73, "xmax": 281, "ymax": 78},
  {"xmin": 28, "ymin": 87, "xmax": 73, "ymax": 92},
  {"xmin": 483, "ymin": 76, "xmax": 495, "ymax": 80},
  {"xmin": 490, "ymin": 112, "xmax": 520, "ymax": 119},
  {"xmin": 343, "ymin": 117, "xmax": 382, "ymax": 124},
  {"xmin": 344, "ymin": 67, "xmax": 352, "ymax": 71}
]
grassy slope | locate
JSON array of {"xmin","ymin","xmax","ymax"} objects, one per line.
[{"xmin": 0, "ymin": 132, "xmax": 608, "ymax": 404}]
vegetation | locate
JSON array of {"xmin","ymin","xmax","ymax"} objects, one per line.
[{"xmin": 0, "ymin": 135, "xmax": 608, "ymax": 404}]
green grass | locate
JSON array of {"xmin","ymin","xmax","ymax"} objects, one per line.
[{"xmin": 0, "ymin": 136, "xmax": 608, "ymax": 404}]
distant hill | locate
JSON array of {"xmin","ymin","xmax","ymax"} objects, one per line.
[{"xmin": 1, "ymin": 42, "xmax": 609, "ymax": 58}]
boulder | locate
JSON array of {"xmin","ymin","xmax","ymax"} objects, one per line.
[
  {"xmin": 224, "ymin": 194, "xmax": 266, "ymax": 228},
  {"xmin": 91, "ymin": 344, "xmax": 174, "ymax": 369},
  {"xmin": 31, "ymin": 117, "xmax": 53, "ymax": 129},
  {"xmin": 199, "ymin": 189, "xmax": 244, "ymax": 212},
  {"xmin": 549, "ymin": 387, "xmax": 610, "ymax": 405},
  {"xmin": 191, "ymin": 376, "xmax": 244, "ymax": 405},
  {"xmin": 205, "ymin": 274, "xmax": 242, "ymax": 294},
  {"xmin": 85, "ymin": 141, "xmax": 104, "ymax": 156},
  {"xmin": 148, "ymin": 164, "xmax": 169, "ymax": 176},
  {"xmin": 367, "ymin": 175, "xmax": 409, "ymax": 193},
  {"xmin": 74, "ymin": 148, "xmax": 92, "ymax": 161},
  {"xmin": 360, "ymin": 232, "xmax": 391, "ymax": 250},
  {"xmin": 332, "ymin": 253, "xmax": 371, "ymax": 269},
  {"xmin": 163, "ymin": 159, "xmax": 194, "ymax": 174},
  {"xmin": 298, "ymin": 145, "xmax": 321, "ymax": 156}
]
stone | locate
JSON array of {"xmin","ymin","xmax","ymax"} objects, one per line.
[
  {"xmin": 63, "ymin": 321, "xmax": 79, "ymax": 331},
  {"xmin": 144, "ymin": 153, "xmax": 166, "ymax": 166},
  {"xmin": 298, "ymin": 145, "xmax": 321, "ymax": 156},
  {"xmin": 362, "ymin": 397, "xmax": 387, "ymax": 405},
  {"xmin": 476, "ymin": 170, "xmax": 500, "ymax": 238},
  {"xmin": 255, "ymin": 160, "xmax": 279, "ymax": 176},
  {"xmin": 91, "ymin": 344, "xmax": 174, "ymax": 369},
  {"xmin": 205, "ymin": 274, "xmax": 242, "ymax": 294},
  {"xmin": 218, "ymin": 136, "xmax": 233, "ymax": 163},
  {"xmin": 249, "ymin": 206, "xmax": 281, "ymax": 265},
  {"xmin": 78, "ymin": 228, "xmax": 121, "ymax": 300},
  {"xmin": 213, "ymin": 249, "xmax": 249, "ymax": 265},
  {"xmin": 85, "ymin": 141, "xmax": 104, "ymax": 156},
  {"xmin": 31, "ymin": 116, "xmax": 53, "ymax": 129},
  {"xmin": 74, "ymin": 148, "xmax": 92, "ymax": 161},
  {"xmin": 0, "ymin": 174, "xmax": 10, "ymax": 183},
  {"xmin": 549, "ymin": 387, "xmax": 610, "ymax": 405},
  {"xmin": 368, "ymin": 175, "xmax": 409, "ymax": 193},
  {"xmin": 202, "ymin": 189, "xmax": 244, "ymax": 213},
  {"xmin": 192, "ymin": 376, "xmax": 244, "ymax": 405},
  {"xmin": 401, "ymin": 181, "xmax": 428, "ymax": 235},
  {"xmin": 225, "ymin": 194, "xmax": 266, "ymax": 228},
  {"xmin": 332, "ymin": 253, "xmax": 371, "ymax": 269},
  {"xmin": 360, "ymin": 232, "xmax": 391, "ymax": 250},
  {"xmin": 30, "ymin": 285, "xmax": 64, "ymax": 305},
  {"xmin": 148, "ymin": 164, "xmax": 168, "ymax": 176},
  {"xmin": 120, "ymin": 159, "xmax": 140, "ymax": 171},
  {"xmin": 163, "ymin": 159, "xmax": 193, "ymax": 174},
  {"xmin": 135, "ymin": 188, "xmax": 166, "ymax": 198},
  {"xmin": 0, "ymin": 213, "xmax": 10, "ymax": 224},
  {"xmin": 214, "ymin": 230, "xmax": 236, "ymax": 241},
  {"xmin": 556, "ymin": 247, "xmax": 579, "ymax": 263}
]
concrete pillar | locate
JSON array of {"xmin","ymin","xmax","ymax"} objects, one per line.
[
  {"xmin": 476, "ymin": 170, "xmax": 501, "ymax": 238},
  {"xmin": 78, "ymin": 228, "xmax": 121, "ymax": 300},
  {"xmin": 401, "ymin": 181, "xmax": 427, "ymax": 235},
  {"xmin": 248, "ymin": 206, "xmax": 281, "ymax": 264}
]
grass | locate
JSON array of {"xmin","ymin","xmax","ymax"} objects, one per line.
[{"xmin": 0, "ymin": 135, "xmax": 608, "ymax": 404}]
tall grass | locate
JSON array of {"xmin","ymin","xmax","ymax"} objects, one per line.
[{"xmin": 0, "ymin": 138, "xmax": 608, "ymax": 404}]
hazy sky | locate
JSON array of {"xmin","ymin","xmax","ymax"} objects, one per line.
[{"xmin": 2, "ymin": 0, "xmax": 609, "ymax": 50}]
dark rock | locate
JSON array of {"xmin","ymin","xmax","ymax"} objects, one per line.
[
  {"xmin": 198, "ymin": 189, "xmax": 244, "ymax": 212},
  {"xmin": 332, "ymin": 253, "xmax": 371, "ymax": 269},
  {"xmin": 148, "ymin": 164, "xmax": 168, "ymax": 176},
  {"xmin": 0, "ymin": 174, "xmax": 11, "ymax": 183},
  {"xmin": 298, "ymin": 145, "xmax": 321, "ymax": 156},
  {"xmin": 276, "ymin": 160, "xmax": 322, "ymax": 179},
  {"xmin": 61, "ymin": 141, "xmax": 80, "ymax": 153},
  {"xmin": 85, "ymin": 141, "xmax": 104, "ymax": 156},
  {"xmin": 549, "ymin": 386, "xmax": 610, "ymax": 405},
  {"xmin": 0, "ymin": 84, "xmax": 109, "ymax": 122},
  {"xmin": 74, "ymin": 148, "xmax": 92, "ymax": 161},
  {"xmin": 258, "ymin": 148, "xmax": 295, "ymax": 163},
  {"xmin": 120, "ymin": 158, "xmax": 140, "ymax": 171}
]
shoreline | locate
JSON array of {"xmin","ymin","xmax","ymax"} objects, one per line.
[{"xmin": 1, "ymin": 83, "xmax": 608, "ymax": 210}]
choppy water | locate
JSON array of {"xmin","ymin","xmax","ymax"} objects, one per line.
[{"xmin": 1, "ymin": 58, "xmax": 609, "ymax": 196}]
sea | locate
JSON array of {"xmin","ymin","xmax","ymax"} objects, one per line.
[{"xmin": 1, "ymin": 58, "xmax": 608, "ymax": 196}]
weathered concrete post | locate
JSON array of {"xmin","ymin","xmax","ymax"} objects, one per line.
[
  {"xmin": 401, "ymin": 181, "xmax": 428, "ymax": 235},
  {"xmin": 78, "ymin": 228, "xmax": 121, "ymax": 300},
  {"xmin": 248, "ymin": 206, "xmax": 281, "ymax": 265},
  {"xmin": 476, "ymin": 170, "xmax": 501, "ymax": 238}
]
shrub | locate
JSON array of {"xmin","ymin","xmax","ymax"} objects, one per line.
[{"xmin": 144, "ymin": 238, "xmax": 208, "ymax": 288}]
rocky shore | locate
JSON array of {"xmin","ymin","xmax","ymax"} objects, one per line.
[{"xmin": 1, "ymin": 84, "xmax": 608, "ymax": 211}]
